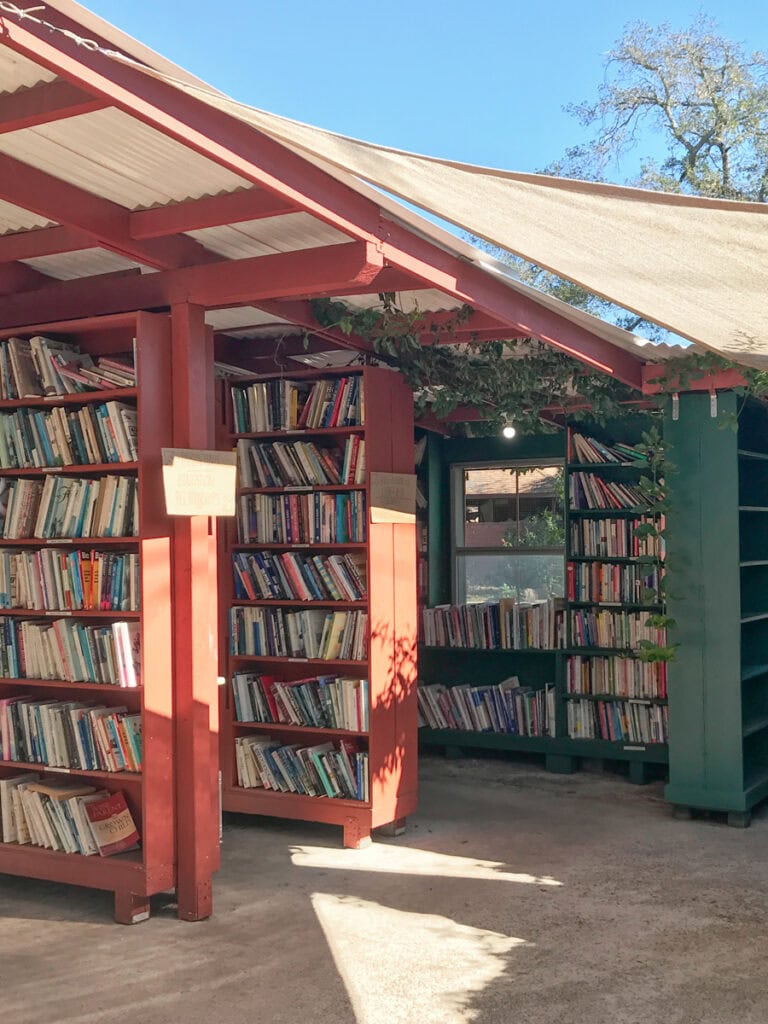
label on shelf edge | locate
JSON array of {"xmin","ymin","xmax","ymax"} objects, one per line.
[
  {"xmin": 45, "ymin": 766, "xmax": 70, "ymax": 773},
  {"xmin": 623, "ymin": 745, "xmax": 647, "ymax": 751}
]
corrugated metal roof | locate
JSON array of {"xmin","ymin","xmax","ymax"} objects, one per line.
[
  {"xmin": 0, "ymin": 108, "xmax": 251, "ymax": 209},
  {"xmin": 206, "ymin": 306, "xmax": 292, "ymax": 331},
  {"xmin": 188, "ymin": 213, "xmax": 350, "ymax": 259},
  {"xmin": 21, "ymin": 248, "xmax": 145, "ymax": 280},
  {"xmin": 336, "ymin": 289, "xmax": 460, "ymax": 313},
  {"xmin": 0, "ymin": 200, "xmax": 54, "ymax": 235},
  {"xmin": 0, "ymin": 49, "xmax": 56, "ymax": 93}
]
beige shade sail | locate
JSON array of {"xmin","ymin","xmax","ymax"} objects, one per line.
[{"xmin": 125, "ymin": 68, "xmax": 768, "ymax": 366}]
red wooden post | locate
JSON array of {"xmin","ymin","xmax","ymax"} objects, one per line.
[{"xmin": 171, "ymin": 302, "xmax": 220, "ymax": 920}]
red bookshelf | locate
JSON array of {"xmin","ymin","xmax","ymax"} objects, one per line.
[
  {"xmin": 218, "ymin": 365, "xmax": 418, "ymax": 848},
  {"xmin": 0, "ymin": 312, "xmax": 174, "ymax": 923}
]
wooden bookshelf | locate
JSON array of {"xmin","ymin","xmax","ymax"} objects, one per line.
[
  {"xmin": 665, "ymin": 393, "xmax": 768, "ymax": 824},
  {"xmin": 0, "ymin": 313, "xmax": 174, "ymax": 922},
  {"xmin": 218, "ymin": 366, "xmax": 417, "ymax": 848}
]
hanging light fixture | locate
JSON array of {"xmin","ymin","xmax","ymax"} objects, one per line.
[{"xmin": 501, "ymin": 419, "xmax": 516, "ymax": 440}]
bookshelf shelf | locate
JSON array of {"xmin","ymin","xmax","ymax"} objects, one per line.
[
  {"xmin": 230, "ymin": 426, "xmax": 365, "ymax": 441},
  {"xmin": 233, "ymin": 721, "xmax": 368, "ymax": 738},
  {"xmin": 0, "ymin": 676, "xmax": 143, "ymax": 693},
  {"xmin": 0, "ymin": 760, "xmax": 143, "ymax": 783},
  {"xmin": 742, "ymin": 712, "xmax": 768, "ymax": 738},
  {"xmin": 0, "ymin": 312, "xmax": 175, "ymax": 922},
  {"xmin": 0, "ymin": 462, "xmax": 138, "ymax": 476},
  {"xmin": 0, "ymin": 387, "xmax": 138, "ymax": 409},
  {"xmin": 0, "ymin": 608, "xmax": 141, "ymax": 618},
  {"xmin": 738, "ymin": 449, "xmax": 768, "ymax": 461},
  {"xmin": 240, "ymin": 484, "xmax": 366, "ymax": 495},
  {"xmin": 569, "ymin": 555, "xmax": 663, "ymax": 564},
  {"xmin": 419, "ymin": 728, "xmax": 668, "ymax": 762},
  {"xmin": 418, "ymin": 644, "xmax": 557, "ymax": 656},
  {"xmin": 742, "ymin": 664, "xmax": 768, "ymax": 683},
  {"xmin": 569, "ymin": 508, "xmax": 658, "ymax": 518},
  {"xmin": 232, "ymin": 599, "xmax": 367, "ymax": 609},
  {"xmin": 219, "ymin": 366, "xmax": 417, "ymax": 847},
  {"xmin": 568, "ymin": 601, "xmax": 663, "ymax": 611},
  {"xmin": 567, "ymin": 462, "xmax": 647, "ymax": 471},
  {"xmin": 564, "ymin": 692, "xmax": 668, "ymax": 704}
]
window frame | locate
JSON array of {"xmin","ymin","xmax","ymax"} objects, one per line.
[{"xmin": 450, "ymin": 458, "xmax": 566, "ymax": 604}]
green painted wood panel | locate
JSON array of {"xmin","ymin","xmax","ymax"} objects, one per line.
[{"xmin": 664, "ymin": 392, "xmax": 746, "ymax": 810}]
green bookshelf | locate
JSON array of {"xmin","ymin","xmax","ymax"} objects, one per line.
[{"xmin": 665, "ymin": 392, "xmax": 768, "ymax": 824}]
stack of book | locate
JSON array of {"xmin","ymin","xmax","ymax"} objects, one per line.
[
  {"xmin": 417, "ymin": 679, "xmax": 556, "ymax": 737},
  {"xmin": 235, "ymin": 735, "xmax": 368, "ymax": 800},
  {"xmin": 567, "ymin": 699, "xmax": 668, "ymax": 744},
  {"xmin": 0, "ymin": 617, "xmax": 140, "ymax": 686},
  {"xmin": 570, "ymin": 516, "xmax": 664, "ymax": 558},
  {"xmin": 0, "ymin": 697, "xmax": 141, "ymax": 771},
  {"xmin": 231, "ymin": 374, "xmax": 363, "ymax": 432},
  {"xmin": 232, "ymin": 672, "xmax": 369, "ymax": 730},
  {"xmin": 0, "ymin": 337, "xmax": 135, "ymax": 398},
  {"xmin": 233, "ymin": 550, "xmax": 366, "ymax": 602},
  {"xmin": 230, "ymin": 606, "xmax": 368, "ymax": 661},
  {"xmin": 0, "ymin": 401, "xmax": 137, "ymax": 469},
  {"xmin": 570, "ymin": 609, "xmax": 666, "ymax": 649},
  {"xmin": 566, "ymin": 655, "xmax": 666, "ymax": 698},
  {"xmin": 570, "ymin": 433, "xmax": 646, "ymax": 465},
  {"xmin": 569, "ymin": 473, "xmax": 651, "ymax": 511},
  {"xmin": 0, "ymin": 476, "xmax": 138, "ymax": 539},
  {"xmin": 0, "ymin": 775, "xmax": 139, "ymax": 856},
  {"xmin": 421, "ymin": 598, "xmax": 565, "ymax": 650},
  {"xmin": 237, "ymin": 436, "xmax": 365, "ymax": 488},
  {"xmin": 0, "ymin": 549, "xmax": 140, "ymax": 611},
  {"xmin": 237, "ymin": 491, "xmax": 365, "ymax": 544},
  {"xmin": 567, "ymin": 562, "xmax": 661, "ymax": 603}
]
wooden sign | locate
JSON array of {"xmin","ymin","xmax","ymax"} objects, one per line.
[
  {"xmin": 370, "ymin": 472, "xmax": 417, "ymax": 523},
  {"xmin": 161, "ymin": 448, "xmax": 237, "ymax": 517}
]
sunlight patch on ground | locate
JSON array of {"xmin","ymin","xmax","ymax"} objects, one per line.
[
  {"xmin": 312, "ymin": 893, "xmax": 527, "ymax": 1024},
  {"xmin": 291, "ymin": 843, "xmax": 562, "ymax": 886}
]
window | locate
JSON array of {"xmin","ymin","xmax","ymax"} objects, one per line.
[{"xmin": 452, "ymin": 461, "xmax": 565, "ymax": 604}]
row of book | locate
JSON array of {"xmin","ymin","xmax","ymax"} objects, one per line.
[
  {"xmin": 237, "ymin": 436, "xmax": 365, "ymax": 488},
  {"xmin": 230, "ymin": 606, "xmax": 367, "ymax": 661},
  {"xmin": 233, "ymin": 550, "xmax": 366, "ymax": 603},
  {"xmin": 237, "ymin": 491, "xmax": 365, "ymax": 545},
  {"xmin": 235, "ymin": 735, "xmax": 368, "ymax": 800},
  {"xmin": 417, "ymin": 680, "xmax": 556, "ymax": 737},
  {"xmin": 0, "ymin": 336, "xmax": 135, "ymax": 399},
  {"xmin": 0, "ymin": 775, "xmax": 140, "ymax": 856},
  {"xmin": 0, "ymin": 618, "xmax": 140, "ymax": 687},
  {"xmin": 0, "ymin": 401, "xmax": 137, "ymax": 470},
  {"xmin": 0, "ymin": 549, "xmax": 140, "ymax": 612},
  {"xmin": 566, "ymin": 655, "xmax": 667, "ymax": 699},
  {"xmin": 0, "ymin": 475, "xmax": 138, "ymax": 539},
  {"xmin": 570, "ymin": 610, "xmax": 666, "ymax": 650},
  {"xmin": 569, "ymin": 433, "xmax": 645, "ymax": 466},
  {"xmin": 421, "ymin": 599, "xmax": 565, "ymax": 651},
  {"xmin": 570, "ymin": 517, "xmax": 664, "ymax": 559},
  {"xmin": 567, "ymin": 562, "xmax": 662, "ymax": 605},
  {"xmin": 0, "ymin": 696, "xmax": 142, "ymax": 772},
  {"xmin": 231, "ymin": 375, "xmax": 363, "ymax": 432},
  {"xmin": 569, "ymin": 472, "xmax": 652, "ymax": 511},
  {"xmin": 567, "ymin": 699, "xmax": 668, "ymax": 744},
  {"xmin": 232, "ymin": 672, "xmax": 369, "ymax": 731}
]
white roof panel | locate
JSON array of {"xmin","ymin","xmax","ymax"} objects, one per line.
[
  {"xmin": 21, "ymin": 248, "xmax": 145, "ymax": 280},
  {"xmin": 0, "ymin": 48, "xmax": 57, "ymax": 94},
  {"xmin": 206, "ymin": 306, "xmax": 292, "ymax": 331},
  {"xmin": 0, "ymin": 200, "xmax": 54, "ymax": 235},
  {"xmin": 188, "ymin": 212, "xmax": 350, "ymax": 260},
  {"xmin": 0, "ymin": 107, "xmax": 251, "ymax": 209}
]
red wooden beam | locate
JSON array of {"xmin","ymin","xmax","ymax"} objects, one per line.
[
  {"xmin": 255, "ymin": 298, "xmax": 372, "ymax": 353},
  {"xmin": 0, "ymin": 240, "xmax": 384, "ymax": 327},
  {"xmin": 131, "ymin": 188, "xmax": 298, "ymax": 238},
  {"xmin": 0, "ymin": 261, "xmax": 54, "ymax": 295},
  {"xmin": 0, "ymin": 152, "xmax": 218, "ymax": 271},
  {"xmin": 0, "ymin": 225, "xmax": 93, "ymax": 262},
  {"xmin": 0, "ymin": 79, "xmax": 106, "ymax": 133},
  {"xmin": 642, "ymin": 363, "xmax": 747, "ymax": 394},
  {"xmin": 0, "ymin": 14, "xmax": 645, "ymax": 385}
]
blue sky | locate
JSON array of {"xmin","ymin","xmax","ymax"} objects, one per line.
[{"xmin": 85, "ymin": 0, "xmax": 764, "ymax": 180}]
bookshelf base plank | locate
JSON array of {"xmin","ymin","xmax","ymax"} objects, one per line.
[{"xmin": 343, "ymin": 819, "xmax": 372, "ymax": 849}]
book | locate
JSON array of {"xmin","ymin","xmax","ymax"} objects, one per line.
[{"xmin": 83, "ymin": 790, "xmax": 140, "ymax": 856}]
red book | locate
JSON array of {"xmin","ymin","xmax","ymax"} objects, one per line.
[{"xmin": 84, "ymin": 791, "xmax": 140, "ymax": 857}]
